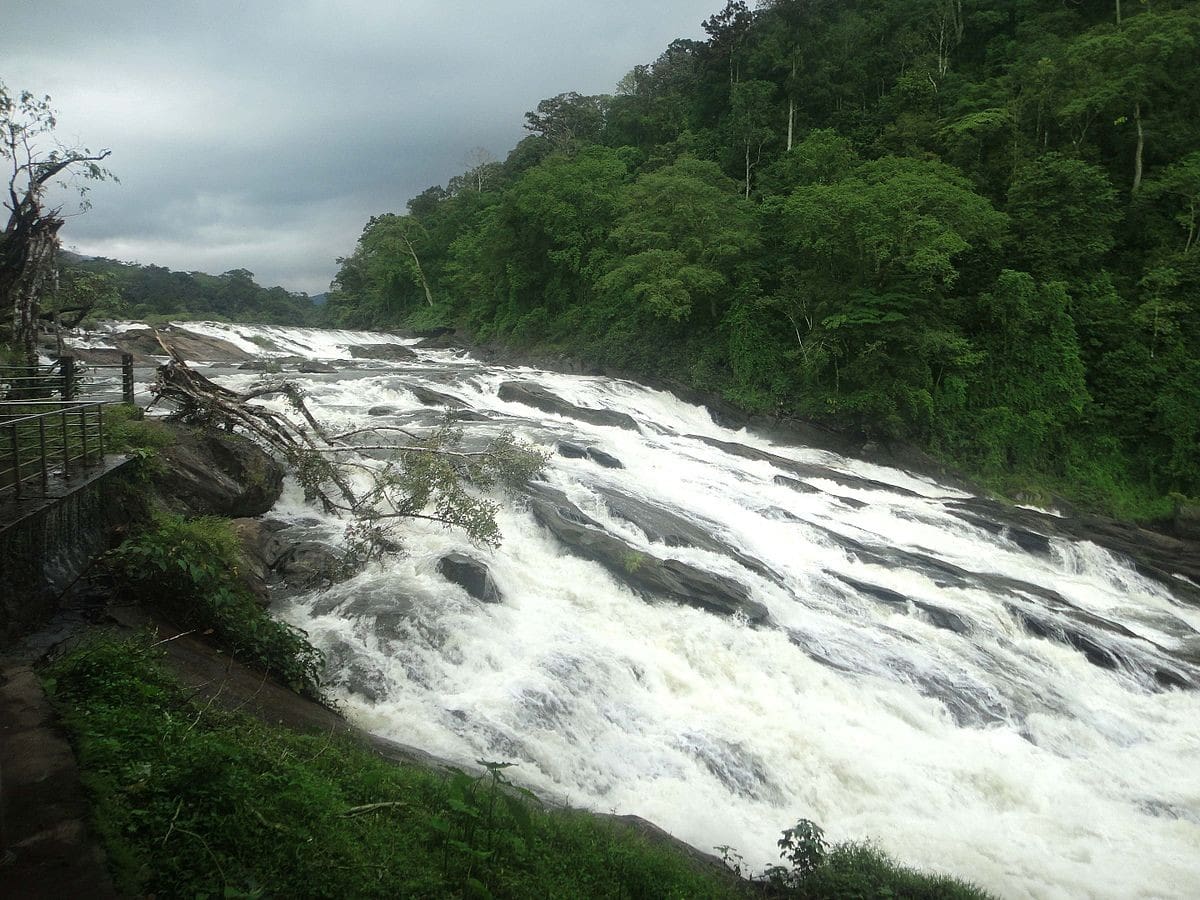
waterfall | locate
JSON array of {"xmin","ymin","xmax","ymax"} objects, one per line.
[{"xmin": 91, "ymin": 321, "xmax": 1200, "ymax": 899}]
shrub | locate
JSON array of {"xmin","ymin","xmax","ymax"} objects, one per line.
[{"xmin": 104, "ymin": 515, "xmax": 323, "ymax": 695}]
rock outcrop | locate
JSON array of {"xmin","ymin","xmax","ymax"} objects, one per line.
[
  {"xmin": 349, "ymin": 343, "xmax": 417, "ymax": 360},
  {"xmin": 525, "ymin": 483, "xmax": 769, "ymax": 623},
  {"xmin": 499, "ymin": 382, "xmax": 639, "ymax": 431},
  {"xmin": 153, "ymin": 426, "xmax": 284, "ymax": 518}
]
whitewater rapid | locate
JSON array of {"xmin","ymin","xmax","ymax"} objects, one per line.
[{"xmin": 132, "ymin": 323, "xmax": 1200, "ymax": 899}]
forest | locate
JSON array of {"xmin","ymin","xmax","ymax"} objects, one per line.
[
  {"xmin": 57, "ymin": 254, "xmax": 322, "ymax": 326},
  {"xmin": 325, "ymin": 0, "xmax": 1200, "ymax": 519}
]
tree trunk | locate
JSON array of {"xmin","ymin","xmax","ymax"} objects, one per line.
[
  {"xmin": 787, "ymin": 58, "xmax": 796, "ymax": 152},
  {"xmin": 1133, "ymin": 101, "xmax": 1144, "ymax": 193},
  {"xmin": 745, "ymin": 141, "xmax": 752, "ymax": 199},
  {"xmin": 401, "ymin": 233, "xmax": 435, "ymax": 306},
  {"xmin": 1, "ymin": 208, "xmax": 63, "ymax": 368},
  {"xmin": 1116, "ymin": 0, "xmax": 1122, "ymax": 26}
]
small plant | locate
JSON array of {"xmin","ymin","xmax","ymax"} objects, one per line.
[
  {"xmin": 622, "ymin": 549, "xmax": 647, "ymax": 573},
  {"xmin": 105, "ymin": 514, "xmax": 323, "ymax": 695},
  {"xmin": 778, "ymin": 818, "xmax": 828, "ymax": 878},
  {"xmin": 433, "ymin": 760, "xmax": 537, "ymax": 898}
]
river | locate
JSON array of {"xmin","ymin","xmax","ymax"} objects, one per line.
[{"xmin": 93, "ymin": 321, "xmax": 1200, "ymax": 899}]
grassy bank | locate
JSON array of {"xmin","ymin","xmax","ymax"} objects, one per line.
[{"xmin": 45, "ymin": 635, "xmax": 991, "ymax": 899}]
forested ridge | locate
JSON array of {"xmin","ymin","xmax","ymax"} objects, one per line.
[
  {"xmin": 325, "ymin": 0, "xmax": 1200, "ymax": 519},
  {"xmin": 57, "ymin": 255, "xmax": 322, "ymax": 326}
]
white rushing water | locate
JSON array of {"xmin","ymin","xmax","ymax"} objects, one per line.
[{"xmin": 165, "ymin": 324, "xmax": 1200, "ymax": 898}]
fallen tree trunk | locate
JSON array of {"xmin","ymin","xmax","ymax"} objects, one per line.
[{"xmin": 149, "ymin": 337, "xmax": 545, "ymax": 558}]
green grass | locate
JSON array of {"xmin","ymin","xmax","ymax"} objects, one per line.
[
  {"xmin": 45, "ymin": 635, "xmax": 993, "ymax": 900},
  {"xmin": 44, "ymin": 635, "xmax": 741, "ymax": 899}
]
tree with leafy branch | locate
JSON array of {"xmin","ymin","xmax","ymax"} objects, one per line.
[
  {"xmin": 1, "ymin": 81, "xmax": 113, "ymax": 367},
  {"xmin": 150, "ymin": 346, "xmax": 546, "ymax": 563}
]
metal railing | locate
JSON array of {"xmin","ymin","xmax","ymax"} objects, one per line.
[
  {"xmin": 0, "ymin": 354, "xmax": 137, "ymax": 405},
  {"xmin": 0, "ymin": 401, "xmax": 109, "ymax": 502}
]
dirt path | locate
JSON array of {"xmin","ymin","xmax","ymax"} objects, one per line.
[{"xmin": 0, "ymin": 658, "xmax": 116, "ymax": 899}]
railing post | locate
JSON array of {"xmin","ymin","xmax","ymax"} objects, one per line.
[
  {"xmin": 60, "ymin": 408, "xmax": 70, "ymax": 478},
  {"xmin": 97, "ymin": 404, "xmax": 106, "ymax": 457},
  {"xmin": 61, "ymin": 356, "xmax": 76, "ymax": 401},
  {"xmin": 79, "ymin": 407, "xmax": 89, "ymax": 464},
  {"xmin": 9, "ymin": 425, "xmax": 20, "ymax": 500},
  {"xmin": 39, "ymin": 417, "xmax": 48, "ymax": 493},
  {"xmin": 121, "ymin": 353, "xmax": 135, "ymax": 405}
]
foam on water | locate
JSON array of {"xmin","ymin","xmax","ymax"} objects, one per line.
[{"xmin": 180, "ymin": 322, "xmax": 1200, "ymax": 899}]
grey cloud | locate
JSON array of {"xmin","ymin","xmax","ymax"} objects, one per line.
[{"xmin": 5, "ymin": 1, "xmax": 718, "ymax": 294}]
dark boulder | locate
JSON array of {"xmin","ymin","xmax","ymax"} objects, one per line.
[
  {"xmin": 153, "ymin": 427, "xmax": 283, "ymax": 518},
  {"xmin": 349, "ymin": 343, "xmax": 417, "ymax": 360},
  {"xmin": 275, "ymin": 541, "xmax": 349, "ymax": 590},
  {"xmin": 586, "ymin": 447, "xmax": 624, "ymax": 469},
  {"xmin": 556, "ymin": 442, "xmax": 624, "ymax": 469},
  {"xmin": 230, "ymin": 517, "xmax": 292, "ymax": 604},
  {"xmin": 525, "ymin": 484, "xmax": 769, "ymax": 623},
  {"xmin": 556, "ymin": 441, "xmax": 588, "ymax": 459},
  {"xmin": 1176, "ymin": 504, "xmax": 1200, "ymax": 542},
  {"xmin": 413, "ymin": 331, "xmax": 465, "ymax": 350},
  {"xmin": 437, "ymin": 553, "xmax": 502, "ymax": 604},
  {"xmin": 498, "ymin": 381, "xmax": 638, "ymax": 431},
  {"xmin": 406, "ymin": 383, "xmax": 467, "ymax": 408},
  {"xmin": 297, "ymin": 360, "xmax": 338, "ymax": 373},
  {"xmin": 368, "ymin": 405, "xmax": 399, "ymax": 416}
]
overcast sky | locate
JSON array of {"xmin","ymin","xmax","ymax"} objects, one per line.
[{"xmin": 5, "ymin": 1, "xmax": 719, "ymax": 294}]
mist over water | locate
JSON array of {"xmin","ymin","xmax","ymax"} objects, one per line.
[{"xmin": 131, "ymin": 322, "xmax": 1200, "ymax": 898}]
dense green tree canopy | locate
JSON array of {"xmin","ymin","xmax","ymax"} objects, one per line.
[{"xmin": 327, "ymin": 0, "xmax": 1200, "ymax": 516}]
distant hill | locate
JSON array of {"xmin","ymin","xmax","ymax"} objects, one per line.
[{"xmin": 61, "ymin": 257, "xmax": 328, "ymax": 327}]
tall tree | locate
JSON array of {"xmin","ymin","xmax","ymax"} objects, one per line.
[{"xmin": 1, "ymin": 82, "xmax": 112, "ymax": 366}]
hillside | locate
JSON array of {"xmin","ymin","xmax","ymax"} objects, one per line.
[{"xmin": 323, "ymin": 0, "xmax": 1200, "ymax": 520}]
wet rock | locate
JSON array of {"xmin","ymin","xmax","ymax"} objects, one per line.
[
  {"xmin": 525, "ymin": 484, "xmax": 769, "ymax": 623},
  {"xmin": 297, "ymin": 359, "xmax": 338, "ymax": 373},
  {"xmin": 406, "ymin": 383, "xmax": 466, "ymax": 408},
  {"xmin": 367, "ymin": 405, "xmax": 399, "ymax": 416},
  {"xmin": 1175, "ymin": 504, "xmax": 1200, "ymax": 542},
  {"xmin": 947, "ymin": 497, "xmax": 1200, "ymax": 600},
  {"xmin": 239, "ymin": 358, "xmax": 283, "ymax": 372},
  {"xmin": 230, "ymin": 517, "xmax": 292, "ymax": 603},
  {"xmin": 154, "ymin": 426, "xmax": 284, "ymax": 518},
  {"xmin": 498, "ymin": 381, "xmax": 639, "ymax": 431},
  {"xmin": 945, "ymin": 507, "xmax": 1052, "ymax": 555},
  {"xmin": 1010, "ymin": 606, "xmax": 1122, "ymax": 671},
  {"xmin": 773, "ymin": 474, "xmax": 819, "ymax": 494},
  {"xmin": 413, "ymin": 331, "xmax": 465, "ymax": 350},
  {"xmin": 113, "ymin": 326, "xmax": 253, "ymax": 363},
  {"xmin": 437, "ymin": 553, "xmax": 502, "ymax": 604},
  {"xmin": 555, "ymin": 441, "xmax": 624, "ymax": 469},
  {"xmin": 448, "ymin": 409, "xmax": 490, "ymax": 423},
  {"xmin": 557, "ymin": 441, "xmax": 588, "ymax": 459},
  {"xmin": 593, "ymin": 486, "xmax": 778, "ymax": 584},
  {"xmin": 586, "ymin": 447, "xmax": 624, "ymax": 469},
  {"xmin": 912, "ymin": 601, "xmax": 970, "ymax": 635},
  {"xmin": 275, "ymin": 541, "xmax": 349, "ymax": 589},
  {"xmin": 349, "ymin": 343, "xmax": 417, "ymax": 360},
  {"xmin": 692, "ymin": 435, "xmax": 921, "ymax": 498}
]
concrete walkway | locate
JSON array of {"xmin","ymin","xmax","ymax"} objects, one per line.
[{"xmin": 0, "ymin": 658, "xmax": 116, "ymax": 899}]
